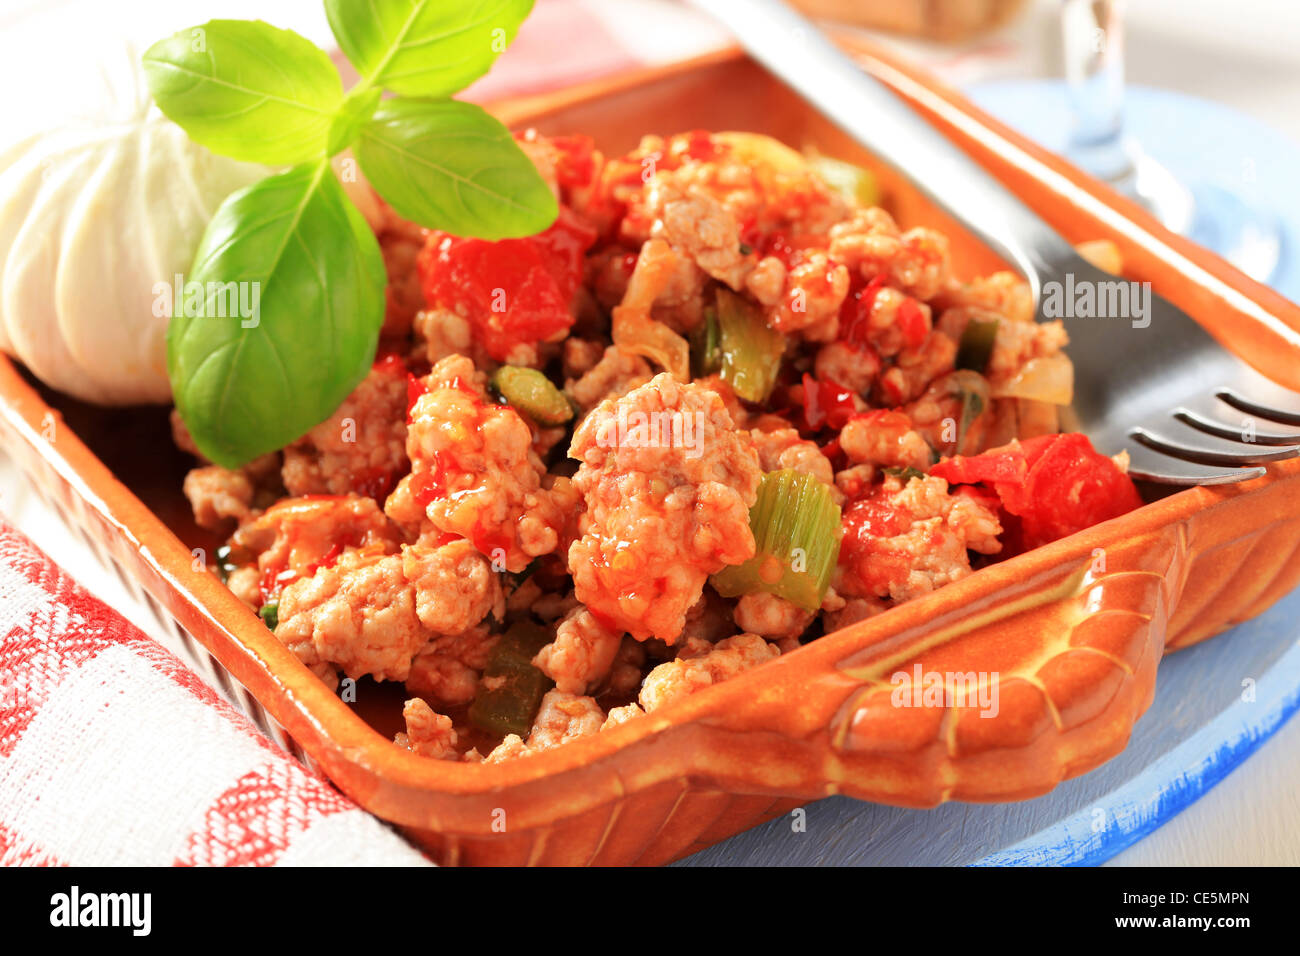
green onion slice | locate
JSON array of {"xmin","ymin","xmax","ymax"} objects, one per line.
[
  {"xmin": 806, "ymin": 152, "xmax": 881, "ymax": 207},
  {"xmin": 955, "ymin": 317, "xmax": 999, "ymax": 372},
  {"xmin": 259, "ymin": 601, "xmax": 279, "ymax": 630},
  {"xmin": 491, "ymin": 366, "xmax": 574, "ymax": 426},
  {"xmin": 711, "ymin": 470, "xmax": 842, "ymax": 612},
  {"xmin": 715, "ymin": 287, "xmax": 784, "ymax": 403},
  {"xmin": 467, "ymin": 620, "xmax": 555, "ymax": 737},
  {"xmin": 882, "ymin": 465, "xmax": 926, "ymax": 482},
  {"xmin": 690, "ymin": 307, "xmax": 722, "ymax": 378}
]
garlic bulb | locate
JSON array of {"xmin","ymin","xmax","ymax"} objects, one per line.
[{"xmin": 0, "ymin": 57, "xmax": 266, "ymax": 404}]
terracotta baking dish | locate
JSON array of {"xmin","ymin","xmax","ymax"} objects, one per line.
[{"xmin": 4, "ymin": 40, "xmax": 1300, "ymax": 867}]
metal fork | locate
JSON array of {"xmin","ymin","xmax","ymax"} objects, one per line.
[{"xmin": 688, "ymin": 0, "xmax": 1300, "ymax": 484}]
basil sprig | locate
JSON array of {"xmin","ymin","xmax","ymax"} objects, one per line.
[
  {"xmin": 357, "ymin": 99, "xmax": 557, "ymax": 239},
  {"xmin": 143, "ymin": 1, "xmax": 556, "ymax": 468}
]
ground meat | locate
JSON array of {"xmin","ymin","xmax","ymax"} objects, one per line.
[
  {"xmin": 527, "ymin": 690, "xmax": 606, "ymax": 749},
  {"xmin": 484, "ymin": 734, "xmax": 529, "ymax": 763},
  {"xmin": 565, "ymin": 344, "xmax": 653, "ymax": 413},
  {"xmin": 681, "ymin": 588, "xmax": 738, "ymax": 646},
  {"xmin": 505, "ymin": 576, "xmax": 543, "ymax": 614},
  {"xmin": 814, "ymin": 340, "xmax": 881, "ymax": 396},
  {"xmin": 406, "ymin": 354, "xmax": 571, "ymax": 572},
  {"xmin": 183, "ymin": 466, "xmax": 254, "ymax": 530},
  {"xmin": 562, "ymin": 337, "xmax": 606, "ymax": 379},
  {"xmin": 829, "ymin": 207, "xmax": 950, "ymax": 300},
  {"xmin": 601, "ymin": 703, "xmax": 644, "ymax": 730},
  {"xmin": 744, "ymin": 255, "xmax": 786, "ymax": 306},
  {"xmin": 532, "ymin": 589, "xmax": 581, "ymax": 623},
  {"xmin": 175, "ymin": 410, "xmax": 281, "ymax": 528},
  {"xmin": 936, "ymin": 307, "xmax": 1069, "ymax": 393},
  {"xmin": 394, "ymin": 698, "xmax": 460, "ymax": 760},
  {"xmin": 568, "ymin": 374, "xmax": 762, "ymax": 643},
  {"xmin": 382, "ymin": 474, "xmax": 426, "ymax": 539},
  {"xmin": 412, "ymin": 307, "xmax": 480, "ymax": 367},
  {"xmin": 281, "ymin": 361, "xmax": 408, "ymax": 501},
  {"xmin": 932, "ymin": 271, "xmax": 1033, "ymax": 324},
  {"xmin": 274, "ymin": 548, "xmax": 428, "ymax": 682},
  {"xmin": 747, "ymin": 425, "xmax": 838, "ymax": 492},
  {"xmin": 588, "ymin": 247, "xmax": 636, "ymax": 311},
  {"xmin": 639, "ymin": 633, "xmax": 779, "ymax": 713},
  {"xmin": 858, "ymin": 286, "xmax": 934, "ymax": 360},
  {"xmin": 401, "ymin": 537, "xmax": 503, "ymax": 636},
  {"xmin": 836, "ymin": 475, "xmax": 1002, "ymax": 604},
  {"xmin": 406, "ymin": 625, "xmax": 498, "ymax": 707},
  {"xmin": 902, "ymin": 371, "xmax": 995, "ymax": 457},
  {"xmin": 822, "ymin": 595, "xmax": 890, "ymax": 633},
  {"xmin": 531, "ymin": 425, "xmax": 568, "ymax": 459},
  {"xmin": 226, "ymin": 565, "xmax": 260, "ymax": 610},
  {"xmin": 986, "ymin": 319, "xmax": 1069, "ymax": 389},
  {"xmin": 232, "ymin": 494, "xmax": 400, "ymax": 599},
  {"xmin": 379, "ymin": 219, "xmax": 426, "ymax": 338},
  {"xmin": 764, "ymin": 250, "xmax": 849, "ymax": 342},
  {"xmin": 834, "ymin": 464, "xmax": 877, "ymax": 501},
  {"xmin": 481, "ymin": 689, "xmax": 605, "ymax": 759},
  {"xmin": 839, "ymin": 410, "xmax": 933, "ymax": 471},
  {"xmin": 643, "ymin": 171, "xmax": 751, "ymax": 291},
  {"xmin": 734, "ymin": 592, "xmax": 814, "ymax": 640},
  {"xmin": 673, "ymin": 634, "xmax": 715, "ymax": 660},
  {"xmin": 602, "ymin": 637, "xmax": 648, "ymax": 698},
  {"xmin": 695, "ymin": 374, "xmax": 750, "ymax": 428},
  {"xmin": 533, "ymin": 606, "xmax": 624, "ymax": 695},
  {"xmin": 877, "ymin": 329, "xmax": 958, "ymax": 405},
  {"xmin": 649, "ymin": 246, "xmax": 710, "ymax": 332}
]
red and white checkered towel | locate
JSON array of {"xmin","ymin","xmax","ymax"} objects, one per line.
[{"xmin": 0, "ymin": 522, "xmax": 428, "ymax": 866}]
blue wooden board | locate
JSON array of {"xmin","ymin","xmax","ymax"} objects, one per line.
[{"xmin": 681, "ymin": 83, "xmax": 1300, "ymax": 866}]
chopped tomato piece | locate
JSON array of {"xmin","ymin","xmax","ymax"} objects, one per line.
[
  {"xmin": 405, "ymin": 373, "xmax": 428, "ymax": 421},
  {"xmin": 549, "ymin": 134, "xmax": 598, "ymax": 190},
  {"xmin": 837, "ymin": 484, "xmax": 917, "ymax": 598},
  {"xmin": 672, "ymin": 129, "xmax": 720, "ymax": 163},
  {"xmin": 995, "ymin": 433, "xmax": 1142, "ymax": 549},
  {"xmin": 371, "ymin": 351, "xmax": 406, "ymax": 376},
  {"xmin": 417, "ymin": 207, "xmax": 597, "ymax": 361},
  {"xmin": 762, "ymin": 231, "xmax": 828, "ymax": 268},
  {"xmin": 931, "ymin": 441, "xmax": 1029, "ymax": 486},
  {"xmin": 800, "ymin": 373, "xmax": 859, "ymax": 432},
  {"xmin": 935, "ymin": 433, "xmax": 1142, "ymax": 552},
  {"xmin": 839, "ymin": 274, "xmax": 887, "ymax": 347},
  {"xmin": 897, "ymin": 298, "xmax": 930, "ymax": 350},
  {"xmin": 531, "ymin": 207, "xmax": 596, "ymax": 302}
]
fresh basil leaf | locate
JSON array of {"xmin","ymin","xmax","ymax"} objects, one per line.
[
  {"xmin": 168, "ymin": 163, "xmax": 385, "ymax": 468},
  {"xmin": 356, "ymin": 98, "xmax": 556, "ymax": 239},
  {"xmin": 143, "ymin": 20, "xmax": 344, "ymax": 165},
  {"xmin": 325, "ymin": 0, "xmax": 532, "ymax": 97},
  {"xmin": 327, "ymin": 87, "xmax": 382, "ymax": 156}
]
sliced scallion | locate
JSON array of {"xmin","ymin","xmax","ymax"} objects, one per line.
[
  {"xmin": 259, "ymin": 601, "xmax": 279, "ymax": 630},
  {"xmin": 690, "ymin": 307, "xmax": 722, "ymax": 378},
  {"xmin": 711, "ymin": 470, "xmax": 842, "ymax": 612},
  {"xmin": 806, "ymin": 152, "xmax": 881, "ymax": 207},
  {"xmin": 715, "ymin": 287, "xmax": 784, "ymax": 403},
  {"xmin": 491, "ymin": 366, "xmax": 574, "ymax": 426},
  {"xmin": 955, "ymin": 317, "xmax": 999, "ymax": 372},
  {"xmin": 467, "ymin": 620, "xmax": 555, "ymax": 737}
]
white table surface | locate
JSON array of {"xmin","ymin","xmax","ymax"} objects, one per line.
[{"xmin": 1, "ymin": 0, "xmax": 1297, "ymax": 866}]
